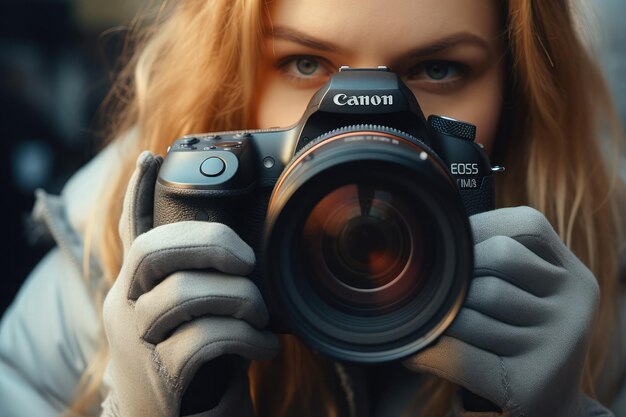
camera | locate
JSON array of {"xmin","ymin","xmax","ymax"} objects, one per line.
[{"xmin": 154, "ymin": 67, "xmax": 500, "ymax": 363}]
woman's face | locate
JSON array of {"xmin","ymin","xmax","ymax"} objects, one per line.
[{"xmin": 255, "ymin": 0, "xmax": 505, "ymax": 153}]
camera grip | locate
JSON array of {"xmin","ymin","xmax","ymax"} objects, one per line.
[
  {"xmin": 154, "ymin": 183, "xmax": 243, "ymax": 226},
  {"xmin": 154, "ymin": 181, "xmax": 272, "ymax": 247},
  {"xmin": 459, "ymin": 175, "xmax": 495, "ymax": 216}
]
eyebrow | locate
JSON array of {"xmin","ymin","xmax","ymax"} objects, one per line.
[
  {"xmin": 268, "ymin": 25, "xmax": 491, "ymax": 57},
  {"xmin": 407, "ymin": 33, "xmax": 491, "ymax": 57},
  {"xmin": 269, "ymin": 26, "xmax": 341, "ymax": 52}
]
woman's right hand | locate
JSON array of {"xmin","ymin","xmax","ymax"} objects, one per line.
[{"xmin": 101, "ymin": 152, "xmax": 280, "ymax": 417}]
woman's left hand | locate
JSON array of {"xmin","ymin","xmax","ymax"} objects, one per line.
[{"xmin": 403, "ymin": 206, "xmax": 608, "ymax": 417}]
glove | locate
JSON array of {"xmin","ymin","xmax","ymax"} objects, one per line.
[
  {"xmin": 101, "ymin": 151, "xmax": 280, "ymax": 417},
  {"xmin": 404, "ymin": 206, "xmax": 607, "ymax": 417}
]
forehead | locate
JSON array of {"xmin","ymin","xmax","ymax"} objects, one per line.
[{"xmin": 267, "ymin": 0, "xmax": 502, "ymax": 59}]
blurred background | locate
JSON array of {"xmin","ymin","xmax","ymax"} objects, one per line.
[
  {"xmin": 0, "ymin": 0, "xmax": 142, "ymax": 316},
  {"xmin": 1, "ymin": 0, "xmax": 625, "ymax": 316}
]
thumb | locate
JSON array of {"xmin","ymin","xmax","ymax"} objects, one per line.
[{"xmin": 119, "ymin": 151, "xmax": 163, "ymax": 254}]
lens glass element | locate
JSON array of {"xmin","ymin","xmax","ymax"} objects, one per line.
[{"xmin": 301, "ymin": 183, "xmax": 431, "ymax": 313}]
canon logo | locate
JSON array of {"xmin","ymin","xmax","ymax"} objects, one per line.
[{"xmin": 333, "ymin": 93, "xmax": 394, "ymax": 106}]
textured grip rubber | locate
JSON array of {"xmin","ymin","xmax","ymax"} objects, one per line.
[{"xmin": 460, "ymin": 175, "xmax": 494, "ymax": 216}]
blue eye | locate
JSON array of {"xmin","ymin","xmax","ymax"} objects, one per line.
[
  {"xmin": 406, "ymin": 61, "xmax": 465, "ymax": 82},
  {"xmin": 425, "ymin": 62, "xmax": 453, "ymax": 80},
  {"xmin": 278, "ymin": 55, "xmax": 334, "ymax": 87},
  {"xmin": 295, "ymin": 58, "xmax": 320, "ymax": 76},
  {"xmin": 403, "ymin": 61, "xmax": 468, "ymax": 91}
]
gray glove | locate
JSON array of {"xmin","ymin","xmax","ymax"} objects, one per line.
[
  {"xmin": 404, "ymin": 206, "xmax": 610, "ymax": 417},
  {"xmin": 101, "ymin": 151, "xmax": 279, "ymax": 417}
]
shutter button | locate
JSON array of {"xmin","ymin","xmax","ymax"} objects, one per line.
[{"xmin": 200, "ymin": 157, "xmax": 226, "ymax": 177}]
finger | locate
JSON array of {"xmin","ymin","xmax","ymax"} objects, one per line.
[
  {"xmin": 154, "ymin": 316, "xmax": 280, "ymax": 383},
  {"xmin": 403, "ymin": 335, "xmax": 507, "ymax": 410},
  {"xmin": 464, "ymin": 275, "xmax": 551, "ymax": 327},
  {"xmin": 475, "ymin": 235, "xmax": 568, "ymax": 297},
  {"xmin": 470, "ymin": 206, "xmax": 570, "ymax": 265},
  {"xmin": 470, "ymin": 207, "xmax": 595, "ymax": 286},
  {"xmin": 470, "ymin": 206, "xmax": 555, "ymax": 244},
  {"xmin": 119, "ymin": 151, "xmax": 163, "ymax": 254},
  {"xmin": 122, "ymin": 221, "xmax": 255, "ymax": 300},
  {"xmin": 135, "ymin": 271, "xmax": 269, "ymax": 344},
  {"xmin": 445, "ymin": 307, "xmax": 538, "ymax": 356}
]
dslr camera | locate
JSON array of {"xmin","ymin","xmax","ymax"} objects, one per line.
[{"xmin": 154, "ymin": 67, "xmax": 500, "ymax": 363}]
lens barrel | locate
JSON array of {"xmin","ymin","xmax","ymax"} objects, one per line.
[{"xmin": 264, "ymin": 126, "xmax": 472, "ymax": 363}]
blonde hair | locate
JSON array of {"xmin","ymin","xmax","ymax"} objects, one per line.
[{"xmin": 67, "ymin": 0, "xmax": 624, "ymax": 415}]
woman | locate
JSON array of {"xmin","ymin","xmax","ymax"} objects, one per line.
[{"xmin": 0, "ymin": 0, "xmax": 623, "ymax": 416}]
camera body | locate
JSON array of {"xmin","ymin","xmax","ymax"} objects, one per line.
[{"xmin": 154, "ymin": 67, "xmax": 499, "ymax": 362}]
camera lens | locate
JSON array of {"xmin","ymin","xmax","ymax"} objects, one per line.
[
  {"xmin": 264, "ymin": 127, "xmax": 472, "ymax": 363},
  {"xmin": 302, "ymin": 184, "xmax": 430, "ymax": 312},
  {"xmin": 331, "ymin": 208, "xmax": 404, "ymax": 289},
  {"xmin": 310, "ymin": 185, "xmax": 409, "ymax": 290}
]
